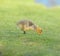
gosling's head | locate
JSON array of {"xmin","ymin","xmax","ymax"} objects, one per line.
[{"xmin": 36, "ymin": 27, "xmax": 42, "ymax": 34}]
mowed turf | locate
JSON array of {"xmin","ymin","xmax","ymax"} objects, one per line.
[{"xmin": 0, "ymin": 0, "xmax": 60, "ymax": 56}]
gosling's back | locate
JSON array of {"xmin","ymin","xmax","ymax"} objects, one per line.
[{"xmin": 17, "ymin": 20, "xmax": 35, "ymax": 27}]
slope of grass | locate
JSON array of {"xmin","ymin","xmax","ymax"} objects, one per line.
[{"xmin": 0, "ymin": 0, "xmax": 60, "ymax": 56}]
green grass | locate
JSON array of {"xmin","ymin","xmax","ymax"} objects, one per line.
[{"xmin": 0, "ymin": 0, "xmax": 60, "ymax": 56}]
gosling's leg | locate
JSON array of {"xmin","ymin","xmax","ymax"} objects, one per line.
[{"xmin": 23, "ymin": 31, "xmax": 26, "ymax": 34}]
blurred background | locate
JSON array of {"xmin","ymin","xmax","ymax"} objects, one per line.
[{"xmin": 35, "ymin": 0, "xmax": 60, "ymax": 7}]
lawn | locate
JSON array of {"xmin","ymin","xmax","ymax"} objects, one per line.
[{"xmin": 0, "ymin": 0, "xmax": 60, "ymax": 56}]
